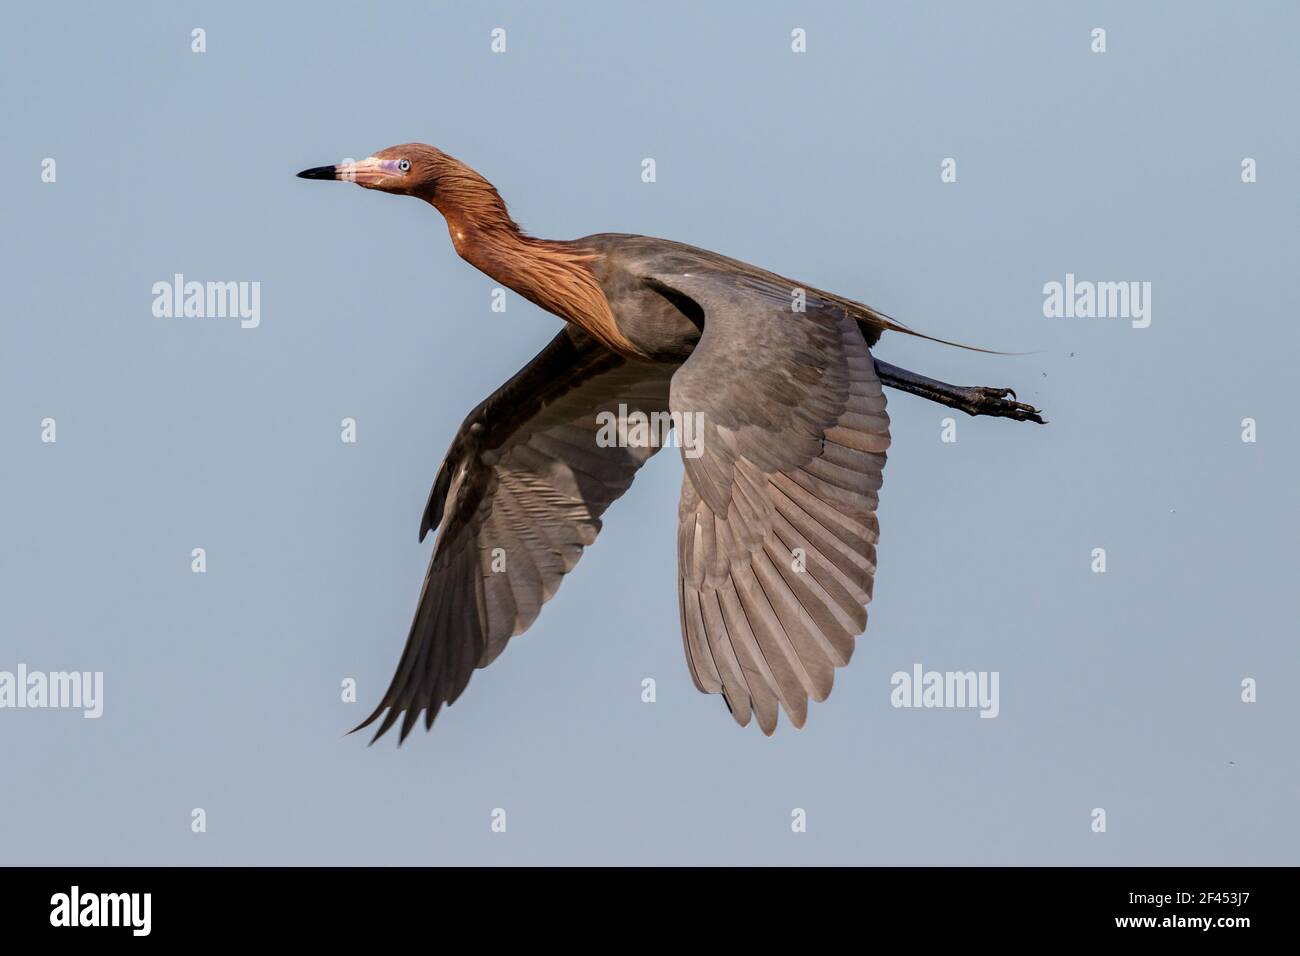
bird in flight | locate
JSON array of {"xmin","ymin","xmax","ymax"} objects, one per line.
[{"xmin": 298, "ymin": 144, "xmax": 1043, "ymax": 743}]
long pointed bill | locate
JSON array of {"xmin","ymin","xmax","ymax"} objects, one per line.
[{"xmin": 295, "ymin": 157, "xmax": 400, "ymax": 187}]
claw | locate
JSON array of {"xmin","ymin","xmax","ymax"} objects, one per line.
[{"xmin": 963, "ymin": 386, "xmax": 1045, "ymax": 424}]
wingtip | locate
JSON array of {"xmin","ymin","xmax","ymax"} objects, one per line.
[
  {"xmin": 343, "ymin": 722, "xmax": 381, "ymax": 747},
  {"xmin": 348, "ymin": 705, "xmax": 388, "ymax": 743},
  {"xmin": 398, "ymin": 710, "xmax": 421, "ymax": 744}
]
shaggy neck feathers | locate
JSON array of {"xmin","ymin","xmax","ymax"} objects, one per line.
[{"xmin": 421, "ymin": 170, "xmax": 642, "ymax": 358}]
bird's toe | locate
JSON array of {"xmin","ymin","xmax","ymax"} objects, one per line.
[{"xmin": 966, "ymin": 387, "xmax": 1046, "ymax": 424}]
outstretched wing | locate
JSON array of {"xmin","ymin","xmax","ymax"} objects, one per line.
[
  {"xmin": 652, "ymin": 265, "xmax": 890, "ymax": 734},
  {"xmin": 357, "ymin": 326, "xmax": 673, "ymax": 743}
]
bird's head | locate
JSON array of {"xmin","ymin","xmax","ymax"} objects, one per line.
[
  {"xmin": 297, "ymin": 142, "xmax": 517, "ymax": 245},
  {"xmin": 296, "ymin": 143, "xmax": 456, "ymax": 198}
]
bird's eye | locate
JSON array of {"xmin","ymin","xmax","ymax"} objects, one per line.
[{"xmin": 398, "ymin": 159, "xmax": 411, "ymax": 172}]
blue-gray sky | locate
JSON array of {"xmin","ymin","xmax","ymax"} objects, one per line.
[{"xmin": 2, "ymin": 0, "xmax": 1297, "ymax": 864}]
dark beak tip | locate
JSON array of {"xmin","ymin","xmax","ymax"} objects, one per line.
[{"xmin": 296, "ymin": 165, "xmax": 338, "ymax": 181}]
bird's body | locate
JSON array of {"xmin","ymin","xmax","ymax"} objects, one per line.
[
  {"xmin": 299, "ymin": 143, "xmax": 1042, "ymax": 743},
  {"xmin": 580, "ymin": 233, "xmax": 899, "ymax": 359}
]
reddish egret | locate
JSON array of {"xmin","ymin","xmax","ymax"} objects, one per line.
[{"xmin": 298, "ymin": 144, "xmax": 1043, "ymax": 742}]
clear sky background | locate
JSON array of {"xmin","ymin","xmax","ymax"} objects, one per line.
[{"xmin": 3, "ymin": 1, "xmax": 1297, "ymax": 865}]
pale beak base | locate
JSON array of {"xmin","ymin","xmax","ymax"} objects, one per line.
[{"xmin": 296, "ymin": 158, "xmax": 399, "ymax": 187}]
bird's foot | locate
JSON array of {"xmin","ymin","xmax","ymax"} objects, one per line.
[{"xmin": 961, "ymin": 387, "xmax": 1046, "ymax": 424}]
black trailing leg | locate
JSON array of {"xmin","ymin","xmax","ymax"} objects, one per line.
[{"xmin": 874, "ymin": 359, "xmax": 1046, "ymax": 424}]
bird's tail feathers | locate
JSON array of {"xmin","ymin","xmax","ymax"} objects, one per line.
[{"xmin": 847, "ymin": 300, "xmax": 1033, "ymax": 356}]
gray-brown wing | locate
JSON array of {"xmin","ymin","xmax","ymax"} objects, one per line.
[
  {"xmin": 654, "ymin": 267, "xmax": 890, "ymax": 734},
  {"xmin": 355, "ymin": 326, "xmax": 673, "ymax": 743}
]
